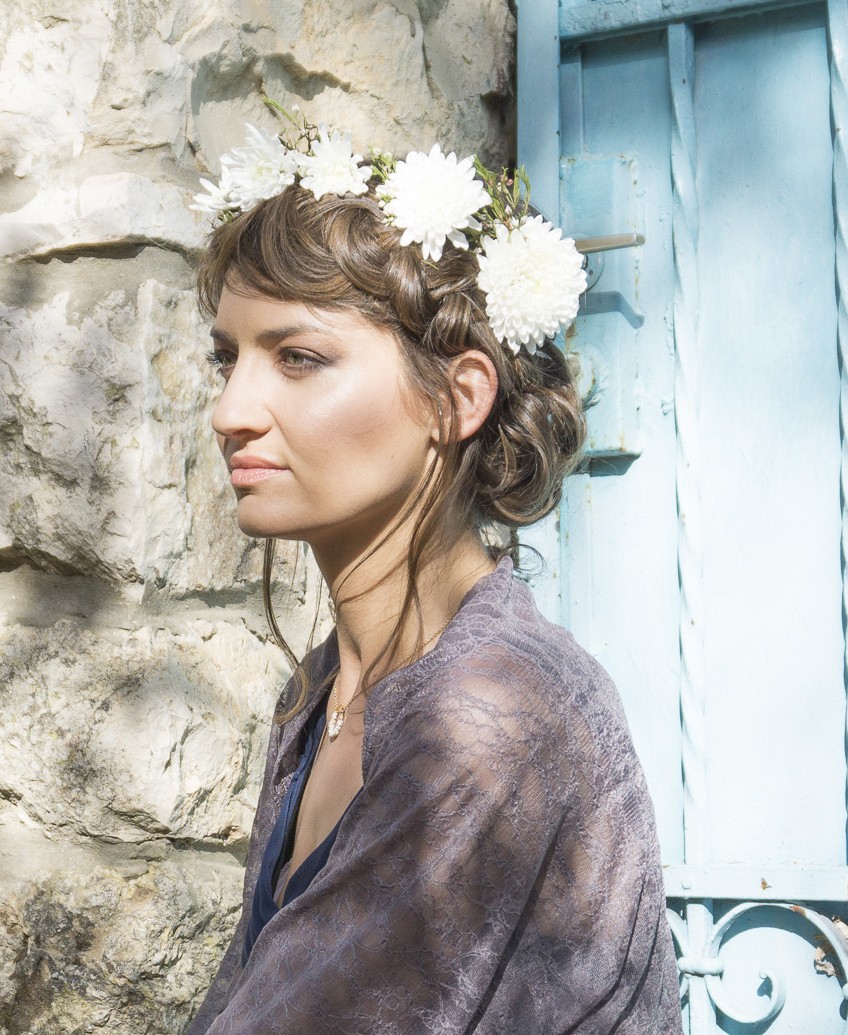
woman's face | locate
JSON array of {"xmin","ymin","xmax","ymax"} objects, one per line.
[{"xmin": 209, "ymin": 284, "xmax": 437, "ymax": 555}]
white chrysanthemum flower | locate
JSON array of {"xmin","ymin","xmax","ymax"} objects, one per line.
[
  {"xmin": 190, "ymin": 164, "xmax": 238, "ymax": 214},
  {"xmin": 297, "ymin": 127, "xmax": 372, "ymax": 200},
  {"xmin": 381, "ymin": 144, "xmax": 491, "ymax": 261},
  {"xmin": 477, "ymin": 215, "xmax": 587, "ymax": 355},
  {"xmin": 221, "ymin": 124, "xmax": 298, "ymax": 210}
]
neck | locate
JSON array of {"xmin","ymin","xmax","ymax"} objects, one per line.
[{"xmin": 311, "ymin": 527, "xmax": 496, "ymax": 700}]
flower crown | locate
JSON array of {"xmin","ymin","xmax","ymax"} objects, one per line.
[{"xmin": 191, "ymin": 101, "xmax": 587, "ymax": 356}]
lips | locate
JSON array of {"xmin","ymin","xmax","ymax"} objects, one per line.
[{"xmin": 229, "ymin": 454, "xmax": 289, "ymax": 488}]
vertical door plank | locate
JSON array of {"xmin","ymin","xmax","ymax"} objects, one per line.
[
  {"xmin": 566, "ymin": 30, "xmax": 686, "ymax": 863},
  {"xmin": 827, "ymin": 0, "xmax": 848, "ymax": 855},
  {"xmin": 694, "ymin": 7, "xmax": 843, "ymax": 865}
]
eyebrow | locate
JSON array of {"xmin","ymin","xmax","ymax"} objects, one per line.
[{"xmin": 209, "ymin": 323, "xmax": 335, "ymax": 348}]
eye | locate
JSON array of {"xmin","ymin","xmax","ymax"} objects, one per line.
[
  {"xmin": 206, "ymin": 348, "xmax": 235, "ymax": 377},
  {"xmin": 278, "ymin": 348, "xmax": 322, "ymax": 373}
]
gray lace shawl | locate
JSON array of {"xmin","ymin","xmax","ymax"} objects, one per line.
[{"xmin": 187, "ymin": 557, "xmax": 682, "ymax": 1034}]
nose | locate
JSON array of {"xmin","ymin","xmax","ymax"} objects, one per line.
[{"xmin": 211, "ymin": 357, "xmax": 273, "ymax": 445}]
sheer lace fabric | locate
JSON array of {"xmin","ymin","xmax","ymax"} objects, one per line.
[{"xmin": 188, "ymin": 558, "xmax": 682, "ymax": 1034}]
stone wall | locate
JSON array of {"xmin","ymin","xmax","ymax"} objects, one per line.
[{"xmin": 0, "ymin": 2, "xmax": 515, "ymax": 1032}]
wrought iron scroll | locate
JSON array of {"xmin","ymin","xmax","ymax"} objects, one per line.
[
  {"xmin": 668, "ymin": 21, "xmax": 714, "ymax": 1033},
  {"xmin": 828, "ymin": 0, "xmax": 848, "ymax": 858},
  {"xmin": 667, "ymin": 904, "xmax": 848, "ymax": 1029}
]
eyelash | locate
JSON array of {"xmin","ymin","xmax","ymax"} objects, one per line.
[
  {"xmin": 205, "ymin": 347, "xmax": 322, "ymax": 375},
  {"xmin": 206, "ymin": 348, "xmax": 233, "ymax": 371}
]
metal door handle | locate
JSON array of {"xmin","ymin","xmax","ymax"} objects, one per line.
[
  {"xmin": 570, "ymin": 231, "xmax": 645, "ymax": 330},
  {"xmin": 573, "ymin": 232, "xmax": 645, "ymax": 254},
  {"xmin": 573, "ymin": 232, "xmax": 645, "ymax": 294}
]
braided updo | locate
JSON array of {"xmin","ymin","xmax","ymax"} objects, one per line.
[{"xmin": 197, "ymin": 184, "xmax": 586, "ymax": 713}]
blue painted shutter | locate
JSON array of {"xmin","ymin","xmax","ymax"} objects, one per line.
[{"xmin": 517, "ymin": 1, "xmax": 848, "ymax": 1031}]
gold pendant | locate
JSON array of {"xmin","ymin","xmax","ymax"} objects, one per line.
[{"xmin": 327, "ymin": 706, "xmax": 346, "ymax": 741}]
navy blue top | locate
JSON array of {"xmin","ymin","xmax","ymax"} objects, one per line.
[{"xmin": 242, "ymin": 691, "xmax": 359, "ymax": 966}]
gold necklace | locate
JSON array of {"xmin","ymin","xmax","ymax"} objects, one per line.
[{"xmin": 326, "ymin": 613, "xmax": 455, "ymax": 741}]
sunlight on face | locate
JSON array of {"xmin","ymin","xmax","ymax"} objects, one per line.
[{"xmin": 209, "ymin": 286, "xmax": 437, "ymax": 555}]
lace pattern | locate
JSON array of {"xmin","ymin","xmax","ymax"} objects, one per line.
[{"xmin": 187, "ymin": 558, "xmax": 682, "ymax": 1034}]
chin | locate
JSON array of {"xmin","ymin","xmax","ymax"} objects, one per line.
[
  {"xmin": 236, "ymin": 515, "xmax": 291, "ymax": 539},
  {"xmin": 234, "ymin": 499, "xmax": 306, "ymax": 541}
]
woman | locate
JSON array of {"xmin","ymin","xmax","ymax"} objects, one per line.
[{"xmin": 186, "ymin": 117, "xmax": 682, "ymax": 1034}]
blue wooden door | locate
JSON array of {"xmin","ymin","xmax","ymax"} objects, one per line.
[{"xmin": 517, "ymin": 1, "xmax": 848, "ymax": 1031}]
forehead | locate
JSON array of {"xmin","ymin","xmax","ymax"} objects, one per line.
[{"xmin": 214, "ymin": 287, "xmax": 316, "ymax": 333}]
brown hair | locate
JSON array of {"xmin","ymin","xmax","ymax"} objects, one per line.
[{"xmin": 197, "ymin": 185, "xmax": 586, "ymax": 719}]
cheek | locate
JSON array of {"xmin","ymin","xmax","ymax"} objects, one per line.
[{"xmin": 299, "ymin": 375, "xmax": 422, "ymax": 461}]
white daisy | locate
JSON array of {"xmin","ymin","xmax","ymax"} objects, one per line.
[
  {"xmin": 189, "ymin": 164, "xmax": 238, "ymax": 215},
  {"xmin": 297, "ymin": 127, "xmax": 372, "ymax": 200},
  {"xmin": 381, "ymin": 144, "xmax": 491, "ymax": 262},
  {"xmin": 477, "ymin": 215, "xmax": 587, "ymax": 355},
  {"xmin": 221, "ymin": 124, "xmax": 298, "ymax": 210}
]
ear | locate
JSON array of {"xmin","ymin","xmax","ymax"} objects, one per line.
[{"xmin": 438, "ymin": 350, "xmax": 499, "ymax": 442}]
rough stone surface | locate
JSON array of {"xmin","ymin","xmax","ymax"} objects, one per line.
[
  {"xmin": 0, "ymin": 858, "xmax": 242, "ymax": 1035},
  {"xmin": 0, "ymin": 619, "xmax": 286, "ymax": 847},
  {"xmin": 0, "ymin": 0, "xmax": 515, "ymax": 1031}
]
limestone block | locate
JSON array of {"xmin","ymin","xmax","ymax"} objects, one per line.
[
  {"xmin": 0, "ymin": 176, "xmax": 204, "ymax": 262},
  {"xmin": 0, "ymin": 859, "xmax": 241, "ymax": 1034},
  {"xmin": 0, "ymin": 289, "xmax": 146, "ymax": 581},
  {"xmin": 0, "ymin": 277, "xmax": 272, "ymax": 591},
  {"xmin": 0, "ymin": 619, "xmax": 287, "ymax": 846}
]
